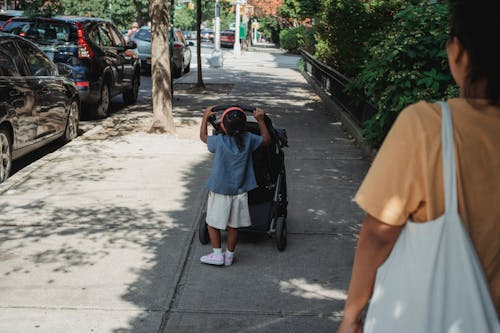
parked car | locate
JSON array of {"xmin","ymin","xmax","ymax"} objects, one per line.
[
  {"xmin": 132, "ymin": 26, "xmax": 192, "ymax": 78},
  {"xmin": 0, "ymin": 32, "xmax": 80, "ymax": 183},
  {"xmin": 1, "ymin": 16, "xmax": 140, "ymax": 119},
  {"xmin": 0, "ymin": 10, "xmax": 23, "ymax": 29},
  {"xmin": 200, "ymin": 29, "xmax": 214, "ymax": 42},
  {"xmin": 220, "ymin": 30, "xmax": 235, "ymax": 48}
]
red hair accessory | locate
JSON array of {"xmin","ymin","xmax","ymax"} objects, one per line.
[{"xmin": 220, "ymin": 106, "xmax": 246, "ymax": 134}]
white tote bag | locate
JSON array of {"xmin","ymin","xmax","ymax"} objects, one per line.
[{"xmin": 364, "ymin": 102, "xmax": 500, "ymax": 333}]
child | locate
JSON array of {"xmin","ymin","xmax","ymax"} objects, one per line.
[{"xmin": 199, "ymin": 106, "xmax": 271, "ymax": 266}]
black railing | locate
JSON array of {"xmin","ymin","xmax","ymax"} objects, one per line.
[{"xmin": 300, "ymin": 50, "xmax": 377, "ymax": 128}]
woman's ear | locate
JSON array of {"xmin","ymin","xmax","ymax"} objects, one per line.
[{"xmin": 446, "ymin": 37, "xmax": 468, "ymax": 89}]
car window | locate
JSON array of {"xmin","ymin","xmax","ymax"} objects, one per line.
[
  {"xmin": 37, "ymin": 22, "xmax": 72, "ymax": 43},
  {"xmin": 98, "ymin": 24, "xmax": 113, "ymax": 47},
  {"xmin": 108, "ymin": 24, "xmax": 125, "ymax": 47},
  {"xmin": 1, "ymin": 41, "xmax": 27, "ymax": 76},
  {"xmin": 0, "ymin": 49, "xmax": 19, "ymax": 77},
  {"xmin": 18, "ymin": 41, "xmax": 56, "ymax": 76},
  {"xmin": 134, "ymin": 28, "xmax": 150, "ymax": 42},
  {"xmin": 88, "ymin": 26, "xmax": 101, "ymax": 45},
  {"xmin": 2, "ymin": 20, "xmax": 72, "ymax": 44},
  {"xmin": 1, "ymin": 20, "xmax": 30, "ymax": 35}
]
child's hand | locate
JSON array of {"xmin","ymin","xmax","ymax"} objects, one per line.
[
  {"xmin": 203, "ymin": 106, "xmax": 216, "ymax": 120},
  {"xmin": 254, "ymin": 108, "xmax": 265, "ymax": 122}
]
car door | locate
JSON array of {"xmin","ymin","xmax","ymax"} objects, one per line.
[
  {"xmin": 108, "ymin": 23, "xmax": 135, "ymax": 90},
  {"xmin": 98, "ymin": 23, "xmax": 124, "ymax": 94},
  {"xmin": 0, "ymin": 42, "xmax": 37, "ymax": 149},
  {"xmin": 17, "ymin": 40, "xmax": 67, "ymax": 140}
]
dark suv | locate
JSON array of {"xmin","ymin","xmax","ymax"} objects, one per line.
[{"xmin": 2, "ymin": 16, "xmax": 140, "ymax": 119}]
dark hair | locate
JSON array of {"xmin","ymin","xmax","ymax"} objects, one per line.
[
  {"xmin": 222, "ymin": 109, "xmax": 246, "ymax": 150},
  {"xmin": 448, "ymin": 0, "xmax": 500, "ymax": 101}
]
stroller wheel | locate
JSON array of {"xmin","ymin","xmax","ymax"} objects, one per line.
[
  {"xmin": 276, "ymin": 216, "xmax": 287, "ymax": 251},
  {"xmin": 198, "ymin": 212, "xmax": 210, "ymax": 244}
]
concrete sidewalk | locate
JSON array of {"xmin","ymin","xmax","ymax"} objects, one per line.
[{"xmin": 0, "ymin": 48, "xmax": 369, "ymax": 332}]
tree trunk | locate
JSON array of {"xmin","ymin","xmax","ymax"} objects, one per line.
[
  {"xmin": 149, "ymin": 0, "xmax": 176, "ymax": 134},
  {"xmin": 196, "ymin": 0, "xmax": 205, "ymax": 89}
]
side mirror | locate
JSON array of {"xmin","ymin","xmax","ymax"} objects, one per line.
[
  {"xmin": 56, "ymin": 62, "xmax": 72, "ymax": 77},
  {"xmin": 126, "ymin": 40, "xmax": 137, "ymax": 49}
]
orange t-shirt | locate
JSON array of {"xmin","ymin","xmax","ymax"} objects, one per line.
[{"xmin": 355, "ymin": 98, "xmax": 500, "ymax": 314}]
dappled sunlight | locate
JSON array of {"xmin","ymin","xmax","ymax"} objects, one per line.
[{"xmin": 279, "ymin": 278, "xmax": 347, "ymax": 301}]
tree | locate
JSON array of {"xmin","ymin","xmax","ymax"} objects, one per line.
[
  {"xmin": 249, "ymin": 0, "xmax": 284, "ymax": 16},
  {"xmin": 175, "ymin": 6, "xmax": 196, "ymax": 30},
  {"xmin": 149, "ymin": 0, "xmax": 176, "ymax": 133},
  {"xmin": 20, "ymin": 0, "xmax": 62, "ymax": 16},
  {"xmin": 195, "ymin": 0, "xmax": 205, "ymax": 89}
]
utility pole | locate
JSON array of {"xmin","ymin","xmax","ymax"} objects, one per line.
[
  {"xmin": 210, "ymin": 0, "xmax": 223, "ymax": 67},
  {"xmin": 233, "ymin": 0, "xmax": 241, "ymax": 55}
]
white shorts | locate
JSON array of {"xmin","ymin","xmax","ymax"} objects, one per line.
[{"xmin": 206, "ymin": 191, "xmax": 252, "ymax": 230}]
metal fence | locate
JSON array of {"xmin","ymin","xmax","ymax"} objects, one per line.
[{"xmin": 300, "ymin": 50, "xmax": 377, "ymax": 128}]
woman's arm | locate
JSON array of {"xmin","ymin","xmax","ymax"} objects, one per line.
[
  {"xmin": 200, "ymin": 106, "xmax": 215, "ymax": 143},
  {"xmin": 337, "ymin": 214, "xmax": 403, "ymax": 333},
  {"xmin": 254, "ymin": 108, "xmax": 271, "ymax": 146}
]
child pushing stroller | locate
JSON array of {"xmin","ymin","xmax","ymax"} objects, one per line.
[{"xmin": 199, "ymin": 105, "xmax": 271, "ymax": 266}]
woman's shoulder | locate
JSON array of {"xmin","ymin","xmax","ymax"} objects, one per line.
[{"xmin": 395, "ymin": 100, "xmax": 441, "ymax": 132}]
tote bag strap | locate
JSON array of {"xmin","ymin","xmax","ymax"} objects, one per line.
[{"xmin": 438, "ymin": 101, "xmax": 458, "ymax": 213}]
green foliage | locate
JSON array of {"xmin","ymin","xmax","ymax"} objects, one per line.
[
  {"xmin": 279, "ymin": 25, "xmax": 308, "ymax": 53},
  {"xmin": 280, "ymin": 0, "xmax": 323, "ymax": 23},
  {"xmin": 279, "ymin": 23, "xmax": 315, "ymax": 54},
  {"xmin": 174, "ymin": 7, "xmax": 196, "ymax": 30},
  {"xmin": 348, "ymin": 2, "xmax": 459, "ymax": 147},
  {"xmin": 257, "ymin": 15, "xmax": 280, "ymax": 44},
  {"xmin": 20, "ymin": 0, "xmax": 63, "ymax": 16},
  {"xmin": 60, "ymin": 0, "xmax": 107, "ymax": 18},
  {"xmin": 314, "ymin": 0, "xmax": 402, "ymax": 78}
]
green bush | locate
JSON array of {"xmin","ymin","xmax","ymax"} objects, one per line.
[
  {"xmin": 314, "ymin": 0, "xmax": 402, "ymax": 78},
  {"xmin": 279, "ymin": 26, "xmax": 314, "ymax": 54},
  {"xmin": 348, "ymin": 2, "xmax": 459, "ymax": 147}
]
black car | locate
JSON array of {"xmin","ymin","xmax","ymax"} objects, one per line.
[
  {"xmin": 2, "ymin": 16, "xmax": 140, "ymax": 119},
  {"xmin": 0, "ymin": 32, "xmax": 80, "ymax": 183}
]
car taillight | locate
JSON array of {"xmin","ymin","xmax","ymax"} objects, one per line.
[
  {"xmin": 76, "ymin": 81, "xmax": 89, "ymax": 87},
  {"xmin": 76, "ymin": 22, "xmax": 94, "ymax": 59},
  {"xmin": 173, "ymin": 42, "xmax": 182, "ymax": 49}
]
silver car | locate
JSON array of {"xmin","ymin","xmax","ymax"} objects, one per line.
[{"xmin": 132, "ymin": 26, "xmax": 192, "ymax": 77}]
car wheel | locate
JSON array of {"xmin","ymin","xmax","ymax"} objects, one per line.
[
  {"xmin": 94, "ymin": 82, "xmax": 110, "ymax": 119},
  {"xmin": 0, "ymin": 128, "xmax": 12, "ymax": 184},
  {"xmin": 123, "ymin": 71, "xmax": 140, "ymax": 105},
  {"xmin": 62, "ymin": 99, "xmax": 79, "ymax": 142},
  {"xmin": 184, "ymin": 62, "xmax": 190, "ymax": 74}
]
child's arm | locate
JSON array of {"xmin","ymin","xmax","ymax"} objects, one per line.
[
  {"xmin": 200, "ymin": 106, "xmax": 216, "ymax": 143},
  {"xmin": 254, "ymin": 108, "xmax": 272, "ymax": 146}
]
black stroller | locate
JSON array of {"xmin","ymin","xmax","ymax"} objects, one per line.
[{"xmin": 198, "ymin": 104, "xmax": 289, "ymax": 251}]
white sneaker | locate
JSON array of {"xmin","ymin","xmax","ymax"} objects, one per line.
[
  {"xmin": 224, "ymin": 252, "xmax": 234, "ymax": 266},
  {"xmin": 200, "ymin": 252, "xmax": 224, "ymax": 265}
]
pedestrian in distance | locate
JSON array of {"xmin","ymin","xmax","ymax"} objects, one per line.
[
  {"xmin": 199, "ymin": 106, "xmax": 271, "ymax": 266},
  {"xmin": 128, "ymin": 22, "xmax": 139, "ymax": 38},
  {"xmin": 337, "ymin": 0, "xmax": 500, "ymax": 332}
]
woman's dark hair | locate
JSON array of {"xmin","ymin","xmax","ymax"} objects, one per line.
[
  {"xmin": 448, "ymin": 0, "xmax": 500, "ymax": 101},
  {"xmin": 221, "ymin": 108, "xmax": 247, "ymax": 150}
]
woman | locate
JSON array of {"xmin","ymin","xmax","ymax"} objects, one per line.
[{"xmin": 338, "ymin": 1, "xmax": 500, "ymax": 332}]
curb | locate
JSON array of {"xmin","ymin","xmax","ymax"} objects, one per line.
[{"xmin": 0, "ymin": 124, "xmax": 104, "ymax": 196}]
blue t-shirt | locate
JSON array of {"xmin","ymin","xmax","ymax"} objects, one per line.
[{"xmin": 206, "ymin": 133, "xmax": 263, "ymax": 195}]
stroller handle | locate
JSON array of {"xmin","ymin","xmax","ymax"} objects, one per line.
[
  {"xmin": 211, "ymin": 104, "xmax": 256, "ymax": 113},
  {"xmin": 208, "ymin": 104, "xmax": 257, "ymax": 128}
]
